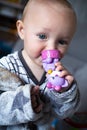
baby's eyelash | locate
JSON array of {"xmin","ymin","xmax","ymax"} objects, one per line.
[{"xmin": 58, "ymin": 40, "xmax": 68, "ymax": 45}]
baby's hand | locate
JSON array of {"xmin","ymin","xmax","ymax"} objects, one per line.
[
  {"xmin": 55, "ymin": 62, "xmax": 74, "ymax": 92},
  {"xmin": 31, "ymin": 86, "xmax": 44, "ymax": 113}
]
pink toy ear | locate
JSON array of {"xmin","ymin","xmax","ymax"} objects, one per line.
[{"xmin": 62, "ymin": 80, "xmax": 68, "ymax": 87}]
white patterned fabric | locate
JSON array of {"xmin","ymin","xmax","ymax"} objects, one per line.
[{"xmin": 0, "ymin": 51, "xmax": 79, "ymax": 130}]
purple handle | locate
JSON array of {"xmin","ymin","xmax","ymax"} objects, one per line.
[
  {"xmin": 41, "ymin": 50, "xmax": 60, "ymax": 72},
  {"xmin": 41, "ymin": 50, "xmax": 68, "ymax": 91},
  {"xmin": 41, "ymin": 50, "xmax": 60, "ymax": 60}
]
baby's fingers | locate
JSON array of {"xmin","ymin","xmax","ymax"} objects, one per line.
[
  {"xmin": 58, "ymin": 69, "xmax": 74, "ymax": 86},
  {"xmin": 31, "ymin": 86, "xmax": 39, "ymax": 95},
  {"xmin": 55, "ymin": 62, "xmax": 64, "ymax": 71},
  {"xmin": 55, "ymin": 62, "xmax": 74, "ymax": 86},
  {"xmin": 65, "ymin": 74, "xmax": 74, "ymax": 86},
  {"xmin": 31, "ymin": 86, "xmax": 44, "ymax": 113},
  {"xmin": 31, "ymin": 94, "xmax": 43, "ymax": 113},
  {"xmin": 34, "ymin": 104, "xmax": 43, "ymax": 113}
]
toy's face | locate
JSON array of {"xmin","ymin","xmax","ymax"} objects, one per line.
[
  {"xmin": 47, "ymin": 71, "xmax": 65, "ymax": 86},
  {"xmin": 42, "ymin": 58, "xmax": 58, "ymax": 72},
  {"xmin": 42, "ymin": 50, "xmax": 60, "ymax": 72}
]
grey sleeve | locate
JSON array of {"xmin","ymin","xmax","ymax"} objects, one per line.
[
  {"xmin": 46, "ymin": 81, "xmax": 80, "ymax": 119},
  {"xmin": 0, "ymin": 84, "xmax": 43, "ymax": 125},
  {"xmin": 0, "ymin": 67, "xmax": 42, "ymax": 125}
]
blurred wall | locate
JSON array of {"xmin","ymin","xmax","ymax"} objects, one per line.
[
  {"xmin": 69, "ymin": 0, "xmax": 87, "ymax": 23},
  {"xmin": 67, "ymin": 0, "xmax": 87, "ymax": 62}
]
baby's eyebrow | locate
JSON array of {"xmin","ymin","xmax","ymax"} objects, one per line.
[
  {"xmin": 42, "ymin": 27, "xmax": 51, "ymax": 32},
  {"xmin": 59, "ymin": 35, "xmax": 71, "ymax": 40}
]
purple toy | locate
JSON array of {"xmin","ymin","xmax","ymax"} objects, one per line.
[{"xmin": 41, "ymin": 50, "xmax": 68, "ymax": 91}]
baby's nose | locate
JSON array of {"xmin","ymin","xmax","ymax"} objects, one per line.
[{"xmin": 46, "ymin": 41, "xmax": 57, "ymax": 50}]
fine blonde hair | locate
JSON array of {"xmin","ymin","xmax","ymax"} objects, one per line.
[{"xmin": 22, "ymin": 0, "xmax": 76, "ymax": 21}]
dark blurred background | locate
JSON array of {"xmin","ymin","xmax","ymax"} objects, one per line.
[
  {"xmin": 0, "ymin": 0, "xmax": 28, "ymax": 57},
  {"xmin": 0, "ymin": 0, "xmax": 87, "ymax": 130}
]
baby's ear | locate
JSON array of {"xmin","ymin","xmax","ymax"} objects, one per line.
[{"xmin": 16, "ymin": 20, "xmax": 24, "ymax": 40}]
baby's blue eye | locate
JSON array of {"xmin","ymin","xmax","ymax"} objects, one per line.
[{"xmin": 38, "ymin": 34, "xmax": 47, "ymax": 40}]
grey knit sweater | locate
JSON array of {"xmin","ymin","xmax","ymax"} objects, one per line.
[{"xmin": 0, "ymin": 51, "xmax": 79, "ymax": 130}]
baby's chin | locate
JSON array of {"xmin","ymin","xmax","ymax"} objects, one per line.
[
  {"xmin": 35, "ymin": 58, "xmax": 43, "ymax": 67},
  {"xmin": 38, "ymin": 60, "xmax": 43, "ymax": 67},
  {"xmin": 38, "ymin": 56, "xmax": 43, "ymax": 64}
]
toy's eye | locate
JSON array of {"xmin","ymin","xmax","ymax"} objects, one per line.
[
  {"xmin": 52, "ymin": 77, "xmax": 55, "ymax": 79},
  {"xmin": 38, "ymin": 34, "xmax": 47, "ymax": 40}
]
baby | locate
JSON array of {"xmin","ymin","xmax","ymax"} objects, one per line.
[{"xmin": 0, "ymin": 0, "xmax": 79, "ymax": 130}]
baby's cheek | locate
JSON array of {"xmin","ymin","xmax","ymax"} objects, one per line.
[{"xmin": 58, "ymin": 49, "xmax": 67, "ymax": 59}]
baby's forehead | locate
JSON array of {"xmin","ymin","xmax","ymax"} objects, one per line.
[{"xmin": 23, "ymin": 0, "xmax": 75, "ymax": 19}]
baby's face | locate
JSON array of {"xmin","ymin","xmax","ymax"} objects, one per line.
[{"xmin": 17, "ymin": 2, "xmax": 76, "ymax": 67}]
